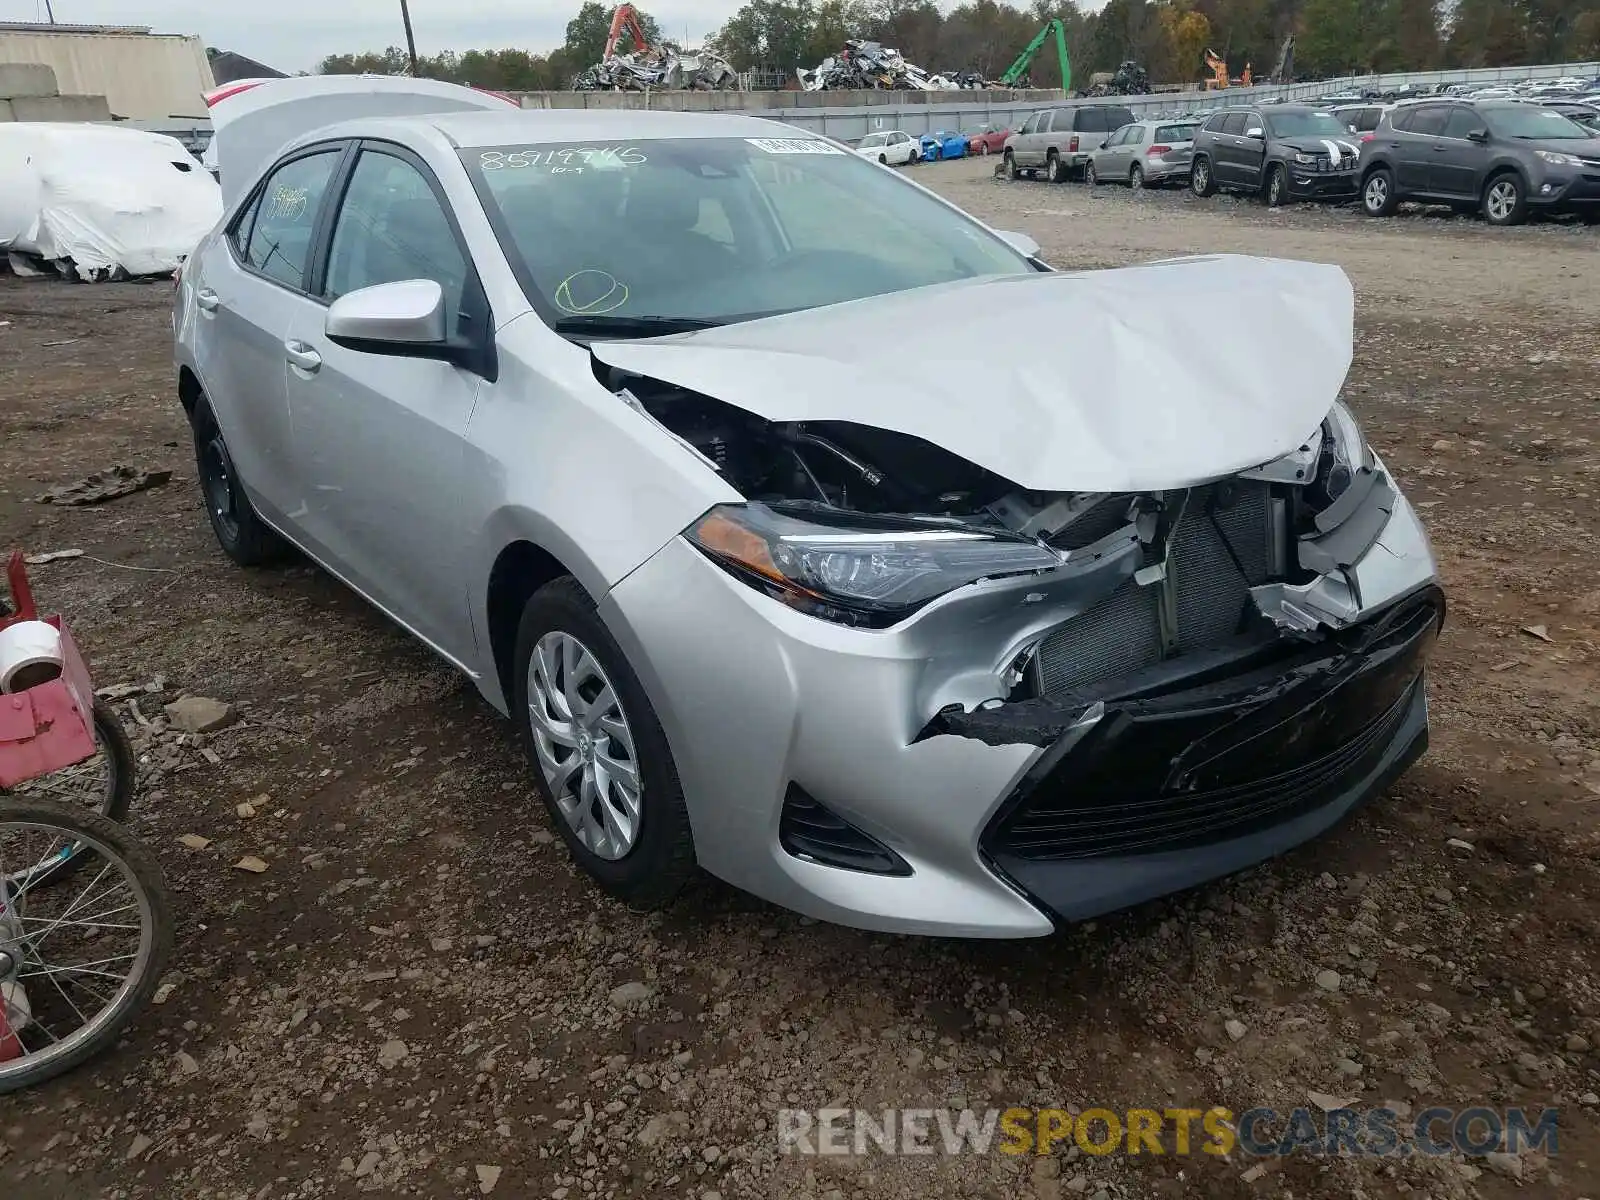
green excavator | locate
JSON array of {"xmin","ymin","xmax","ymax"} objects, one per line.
[{"xmin": 996, "ymin": 18, "xmax": 1071, "ymax": 91}]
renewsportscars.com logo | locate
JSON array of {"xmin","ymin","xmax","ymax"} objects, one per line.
[{"xmin": 777, "ymin": 1106, "xmax": 1559, "ymax": 1158}]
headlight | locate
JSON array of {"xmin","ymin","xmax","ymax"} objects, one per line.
[
  {"xmin": 688, "ymin": 504, "xmax": 1064, "ymax": 627},
  {"xmin": 1308, "ymin": 400, "xmax": 1371, "ymax": 511},
  {"xmin": 1293, "ymin": 152, "xmax": 1317, "ymax": 165},
  {"xmin": 1535, "ymin": 149, "xmax": 1581, "ymax": 166}
]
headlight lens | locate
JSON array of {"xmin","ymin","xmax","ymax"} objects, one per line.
[
  {"xmin": 688, "ymin": 504, "xmax": 1064, "ymax": 627},
  {"xmin": 1535, "ymin": 149, "xmax": 1581, "ymax": 166},
  {"xmin": 1293, "ymin": 152, "xmax": 1316, "ymax": 164}
]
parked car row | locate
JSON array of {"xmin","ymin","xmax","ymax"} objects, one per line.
[{"xmin": 854, "ymin": 123, "xmax": 1017, "ymax": 166}]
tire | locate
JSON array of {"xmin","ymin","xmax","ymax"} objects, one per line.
[
  {"xmin": 512, "ymin": 578, "xmax": 694, "ymax": 910},
  {"xmin": 1130, "ymin": 164, "xmax": 1144, "ymax": 190},
  {"xmin": 981, "ymin": 141, "xmax": 991, "ymax": 155},
  {"xmin": 1046, "ymin": 151, "xmax": 1062, "ymax": 183},
  {"xmin": 878, "ymin": 153, "xmax": 887, "ymax": 164},
  {"xmin": 1004, "ymin": 149, "xmax": 1019, "ymax": 180},
  {"xmin": 1085, "ymin": 160, "xmax": 1100, "ymax": 186},
  {"xmin": 1361, "ymin": 167, "xmax": 1398, "ymax": 217},
  {"xmin": 1265, "ymin": 163, "xmax": 1288, "ymax": 207},
  {"xmin": 0, "ymin": 799, "xmax": 173, "ymax": 1095},
  {"xmin": 1191, "ymin": 156, "xmax": 1216, "ymax": 197},
  {"xmin": 1482, "ymin": 172, "xmax": 1527, "ymax": 226},
  {"xmin": 189, "ymin": 397, "xmax": 287, "ymax": 567}
]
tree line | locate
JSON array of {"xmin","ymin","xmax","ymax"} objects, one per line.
[{"xmin": 317, "ymin": 0, "xmax": 1600, "ymax": 91}]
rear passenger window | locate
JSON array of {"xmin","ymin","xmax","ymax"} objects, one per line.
[
  {"xmin": 1221, "ymin": 113, "xmax": 1248, "ymax": 135},
  {"xmin": 1076, "ymin": 109, "xmax": 1107, "ymax": 133},
  {"xmin": 1407, "ymin": 106, "xmax": 1448, "ymax": 136},
  {"xmin": 245, "ymin": 150, "xmax": 341, "ymax": 292}
]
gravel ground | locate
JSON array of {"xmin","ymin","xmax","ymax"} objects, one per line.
[{"xmin": 1, "ymin": 156, "xmax": 1598, "ymax": 1200}]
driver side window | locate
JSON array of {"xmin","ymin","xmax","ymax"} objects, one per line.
[{"xmin": 323, "ymin": 150, "xmax": 468, "ymax": 326}]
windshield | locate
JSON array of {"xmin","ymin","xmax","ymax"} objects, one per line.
[
  {"xmin": 463, "ymin": 137, "xmax": 1031, "ymax": 329},
  {"xmin": 1265, "ymin": 111, "xmax": 1350, "ymax": 138},
  {"xmin": 1483, "ymin": 105, "xmax": 1591, "ymax": 139}
]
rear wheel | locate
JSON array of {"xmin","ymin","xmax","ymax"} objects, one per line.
[
  {"xmin": 190, "ymin": 397, "xmax": 287, "ymax": 567},
  {"xmin": 1191, "ymin": 156, "xmax": 1216, "ymax": 197},
  {"xmin": 1361, "ymin": 167, "xmax": 1397, "ymax": 217},
  {"xmin": 1046, "ymin": 151, "xmax": 1062, "ymax": 183},
  {"xmin": 1130, "ymin": 163, "xmax": 1144, "ymax": 190},
  {"xmin": 1482, "ymin": 173, "xmax": 1527, "ymax": 226},
  {"xmin": 1004, "ymin": 149, "xmax": 1019, "ymax": 180}
]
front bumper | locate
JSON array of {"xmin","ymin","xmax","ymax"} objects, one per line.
[
  {"xmin": 602, "ymin": 487, "xmax": 1441, "ymax": 938},
  {"xmin": 1287, "ymin": 165, "xmax": 1360, "ymax": 199},
  {"xmin": 1530, "ymin": 169, "xmax": 1600, "ymax": 208}
]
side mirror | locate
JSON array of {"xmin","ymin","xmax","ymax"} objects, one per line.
[
  {"xmin": 326, "ymin": 279, "xmax": 449, "ymax": 355},
  {"xmin": 1466, "ymin": 127, "xmax": 1489, "ymax": 142},
  {"xmin": 994, "ymin": 229, "xmax": 1041, "ymax": 259},
  {"xmin": 1245, "ymin": 126, "xmax": 1265, "ymax": 139}
]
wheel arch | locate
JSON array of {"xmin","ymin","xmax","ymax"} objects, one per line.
[
  {"xmin": 482, "ymin": 533, "xmax": 592, "ymax": 715},
  {"xmin": 178, "ymin": 366, "xmax": 203, "ymax": 419}
]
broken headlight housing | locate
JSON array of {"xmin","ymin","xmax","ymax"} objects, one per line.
[
  {"xmin": 688, "ymin": 503, "xmax": 1063, "ymax": 628},
  {"xmin": 1306, "ymin": 400, "xmax": 1372, "ymax": 511}
]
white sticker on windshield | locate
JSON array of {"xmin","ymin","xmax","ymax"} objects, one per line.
[{"xmin": 745, "ymin": 137, "xmax": 844, "ymax": 155}]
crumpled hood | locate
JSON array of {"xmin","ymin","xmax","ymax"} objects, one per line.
[
  {"xmin": 591, "ymin": 254, "xmax": 1354, "ymax": 493},
  {"xmin": 1281, "ymin": 136, "xmax": 1363, "ymax": 159}
]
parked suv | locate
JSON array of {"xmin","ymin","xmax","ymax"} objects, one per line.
[
  {"xmin": 1360, "ymin": 99, "xmax": 1600, "ymax": 225},
  {"xmin": 1190, "ymin": 105, "xmax": 1362, "ymax": 205},
  {"xmin": 1004, "ymin": 104, "xmax": 1136, "ymax": 182}
]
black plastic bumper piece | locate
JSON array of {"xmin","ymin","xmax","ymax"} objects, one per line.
[
  {"xmin": 780, "ymin": 784, "xmax": 912, "ymax": 876},
  {"xmin": 980, "ymin": 590, "xmax": 1441, "ymax": 922}
]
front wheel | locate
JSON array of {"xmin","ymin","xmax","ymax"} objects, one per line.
[
  {"xmin": 878, "ymin": 153, "xmax": 887, "ymax": 164},
  {"xmin": 0, "ymin": 799, "xmax": 173, "ymax": 1094},
  {"xmin": 1362, "ymin": 168, "xmax": 1398, "ymax": 217},
  {"xmin": 1191, "ymin": 156, "xmax": 1216, "ymax": 197},
  {"xmin": 513, "ymin": 578, "xmax": 695, "ymax": 910},
  {"xmin": 1482, "ymin": 173, "xmax": 1527, "ymax": 226},
  {"xmin": 1085, "ymin": 160, "xmax": 1099, "ymax": 187},
  {"xmin": 1265, "ymin": 163, "xmax": 1288, "ymax": 207},
  {"xmin": 980, "ymin": 141, "xmax": 991, "ymax": 156}
]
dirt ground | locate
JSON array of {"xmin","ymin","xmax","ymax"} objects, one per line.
[{"xmin": 1, "ymin": 157, "xmax": 1598, "ymax": 1200}]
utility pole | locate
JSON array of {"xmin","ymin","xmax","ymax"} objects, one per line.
[
  {"xmin": 399, "ymin": 0, "xmax": 421, "ymax": 77},
  {"xmin": 43, "ymin": 0, "xmax": 57, "ymax": 23}
]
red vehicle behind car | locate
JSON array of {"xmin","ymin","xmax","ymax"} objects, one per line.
[{"xmin": 966, "ymin": 123, "xmax": 1012, "ymax": 155}]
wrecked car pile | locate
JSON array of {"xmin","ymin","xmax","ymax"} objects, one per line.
[
  {"xmin": 574, "ymin": 45, "xmax": 741, "ymax": 91},
  {"xmin": 798, "ymin": 40, "xmax": 979, "ymax": 91}
]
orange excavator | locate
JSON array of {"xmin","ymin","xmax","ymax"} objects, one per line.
[
  {"xmin": 1204, "ymin": 49, "xmax": 1229, "ymax": 90},
  {"xmin": 604, "ymin": 3, "xmax": 653, "ymax": 59}
]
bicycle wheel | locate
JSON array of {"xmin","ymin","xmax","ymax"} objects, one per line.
[
  {"xmin": 0, "ymin": 799, "xmax": 172, "ymax": 1094},
  {"xmin": 2, "ymin": 700, "xmax": 136, "ymax": 821}
]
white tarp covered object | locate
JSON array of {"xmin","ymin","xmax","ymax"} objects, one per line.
[
  {"xmin": 0, "ymin": 124, "xmax": 222, "ymax": 279},
  {"xmin": 205, "ymin": 76, "xmax": 519, "ymax": 206}
]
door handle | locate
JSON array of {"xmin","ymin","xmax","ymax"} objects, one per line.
[
  {"xmin": 284, "ymin": 340, "xmax": 322, "ymax": 373},
  {"xmin": 1433, "ymin": 145, "xmax": 1449, "ymax": 152},
  {"xmin": 196, "ymin": 288, "xmax": 220, "ymax": 312}
]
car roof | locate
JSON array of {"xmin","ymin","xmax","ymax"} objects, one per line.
[{"xmin": 303, "ymin": 108, "xmax": 810, "ymax": 150}]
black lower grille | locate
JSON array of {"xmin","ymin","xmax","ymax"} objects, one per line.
[
  {"xmin": 989, "ymin": 593, "xmax": 1439, "ymax": 862},
  {"xmin": 780, "ymin": 786, "xmax": 910, "ymax": 876},
  {"xmin": 1035, "ymin": 482, "xmax": 1274, "ymax": 694}
]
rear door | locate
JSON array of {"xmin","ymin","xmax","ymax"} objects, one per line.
[
  {"xmin": 283, "ymin": 142, "xmax": 487, "ymax": 658},
  {"xmin": 1212, "ymin": 112, "xmax": 1249, "ymax": 183},
  {"xmin": 1395, "ymin": 104, "xmax": 1448, "ymax": 192},
  {"xmin": 192, "ymin": 144, "xmax": 347, "ymax": 526}
]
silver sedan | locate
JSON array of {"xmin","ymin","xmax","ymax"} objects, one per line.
[
  {"xmin": 1086, "ymin": 119, "xmax": 1200, "ymax": 188},
  {"xmin": 173, "ymin": 104, "xmax": 1441, "ymax": 937}
]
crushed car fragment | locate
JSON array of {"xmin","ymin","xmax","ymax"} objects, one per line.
[
  {"xmin": 798, "ymin": 40, "xmax": 976, "ymax": 91},
  {"xmin": 574, "ymin": 3, "xmax": 740, "ymax": 91},
  {"xmin": 176, "ymin": 104, "xmax": 1442, "ymax": 938}
]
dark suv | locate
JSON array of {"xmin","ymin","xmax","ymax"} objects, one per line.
[
  {"xmin": 1359, "ymin": 100, "xmax": 1600, "ymax": 225},
  {"xmin": 1190, "ymin": 106, "xmax": 1362, "ymax": 205}
]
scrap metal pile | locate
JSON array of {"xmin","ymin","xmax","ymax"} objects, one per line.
[
  {"xmin": 797, "ymin": 41, "xmax": 984, "ymax": 91},
  {"xmin": 574, "ymin": 4, "xmax": 740, "ymax": 91}
]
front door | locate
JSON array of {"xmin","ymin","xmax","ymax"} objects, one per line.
[
  {"xmin": 284, "ymin": 143, "xmax": 485, "ymax": 661},
  {"xmin": 1432, "ymin": 107, "xmax": 1489, "ymax": 198},
  {"xmin": 1236, "ymin": 112, "xmax": 1268, "ymax": 190}
]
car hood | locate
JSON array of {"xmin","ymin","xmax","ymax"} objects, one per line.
[
  {"xmin": 1280, "ymin": 135, "xmax": 1363, "ymax": 157},
  {"xmin": 589, "ymin": 254, "xmax": 1353, "ymax": 493},
  {"xmin": 1525, "ymin": 134, "xmax": 1600, "ymax": 155}
]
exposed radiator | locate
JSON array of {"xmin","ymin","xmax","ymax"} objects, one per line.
[{"xmin": 1034, "ymin": 482, "xmax": 1276, "ymax": 695}]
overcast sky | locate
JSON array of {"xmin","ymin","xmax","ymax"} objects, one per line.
[{"xmin": 0, "ymin": 1, "xmax": 742, "ymax": 74}]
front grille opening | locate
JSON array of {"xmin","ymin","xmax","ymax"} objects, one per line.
[
  {"xmin": 1034, "ymin": 481, "xmax": 1283, "ymax": 695},
  {"xmin": 780, "ymin": 785, "xmax": 911, "ymax": 876}
]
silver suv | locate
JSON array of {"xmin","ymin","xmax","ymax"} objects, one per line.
[{"xmin": 1004, "ymin": 104, "xmax": 1137, "ymax": 181}]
